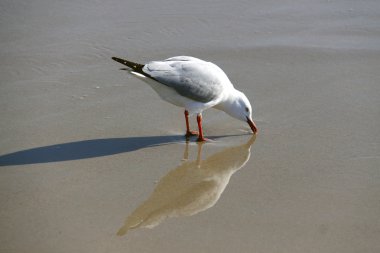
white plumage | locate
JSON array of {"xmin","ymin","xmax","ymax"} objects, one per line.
[{"xmin": 112, "ymin": 56, "xmax": 258, "ymax": 141}]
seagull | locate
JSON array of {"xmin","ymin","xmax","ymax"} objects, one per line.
[{"xmin": 112, "ymin": 56, "xmax": 258, "ymax": 141}]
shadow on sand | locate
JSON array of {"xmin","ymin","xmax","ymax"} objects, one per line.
[
  {"xmin": 0, "ymin": 135, "xmax": 185, "ymax": 166},
  {"xmin": 0, "ymin": 134, "xmax": 249, "ymax": 166}
]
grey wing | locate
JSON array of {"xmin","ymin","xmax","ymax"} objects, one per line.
[{"xmin": 143, "ymin": 59, "xmax": 226, "ymax": 103}]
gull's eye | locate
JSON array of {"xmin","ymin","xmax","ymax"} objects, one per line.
[{"xmin": 245, "ymin": 107, "xmax": 249, "ymax": 113}]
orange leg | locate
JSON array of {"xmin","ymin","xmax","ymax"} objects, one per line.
[
  {"xmin": 184, "ymin": 110, "xmax": 199, "ymax": 137},
  {"xmin": 196, "ymin": 114, "xmax": 209, "ymax": 142}
]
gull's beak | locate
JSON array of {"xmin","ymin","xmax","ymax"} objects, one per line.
[{"xmin": 246, "ymin": 117, "xmax": 258, "ymax": 134}]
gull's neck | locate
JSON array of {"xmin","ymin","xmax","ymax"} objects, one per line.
[{"xmin": 214, "ymin": 88, "xmax": 241, "ymax": 115}]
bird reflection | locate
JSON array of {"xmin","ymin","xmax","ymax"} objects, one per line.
[{"xmin": 117, "ymin": 135, "xmax": 256, "ymax": 236}]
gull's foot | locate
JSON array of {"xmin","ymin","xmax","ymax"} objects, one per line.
[
  {"xmin": 196, "ymin": 136, "xmax": 211, "ymax": 142},
  {"xmin": 185, "ymin": 130, "xmax": 199, "ymax": 137}
]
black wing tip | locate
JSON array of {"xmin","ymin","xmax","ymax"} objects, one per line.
[
  {"xmin": 111, "ymin": 56, "xmax": 135, "ymax": 69},
  {"xmin": 111, "ymin": 57, "xmax": 148, "ymax": 76},
  {"xmin": 112, "ymin": 56, "xmax": 125, "ymax": 64}
]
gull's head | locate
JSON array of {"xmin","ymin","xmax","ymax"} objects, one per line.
[{"xmin": 224, "ymin": 91, "xmax": 258, "ymax": 134}]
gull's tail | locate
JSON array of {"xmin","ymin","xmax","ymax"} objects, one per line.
[{"xmin": 112, "ymin": 57, "xmax": 145, "ymax": 75}]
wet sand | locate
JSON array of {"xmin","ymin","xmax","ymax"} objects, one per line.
[{"xmin": 1, "ymin": 0, "xmax": 380, "ymax": 252}]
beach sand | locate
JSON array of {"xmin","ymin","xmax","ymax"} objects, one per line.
[{"xmin": 1, "ymin": 0, "xmax": 379, "ymax": 252}]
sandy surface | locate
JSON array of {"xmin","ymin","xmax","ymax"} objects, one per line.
[{"xmin": 1, "ymin": 0, "xmax": 380, "ymax": 252}]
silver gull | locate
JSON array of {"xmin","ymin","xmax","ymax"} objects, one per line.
[{"xmin": 112, "ymin": 56, "xmax": 258, "ymax": 141}]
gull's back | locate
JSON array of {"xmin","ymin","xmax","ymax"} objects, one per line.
[{"xmin": 143, "ymin": 56, "xmax": 233, "ymax": 103}]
